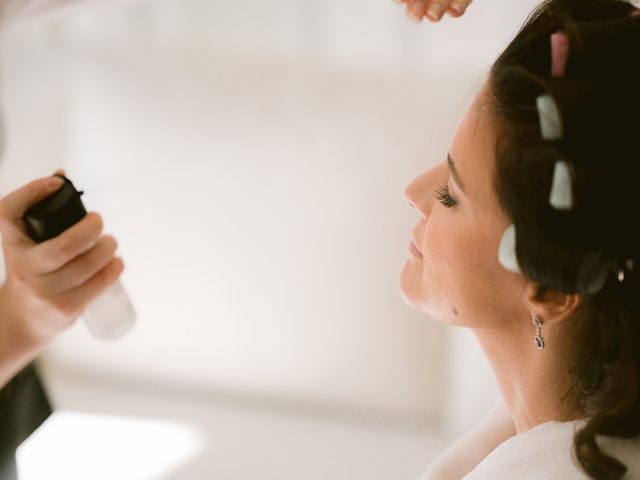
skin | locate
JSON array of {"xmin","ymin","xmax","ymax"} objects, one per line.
[
  {"xmin": 0, "ymin": 0, "xmax": 471, "ymax": 383},
  {"xmin": 0, "ymin": 0, "xmax": 466, "ymax": 398},
  {"xmin": 394, "ymin": 0, "xmax": 475, "ymax": 23},
  {"xmin": 400, "ymin": 83, "xmax": 583, "ymax": 439},
  {"xmin": 0, "ymin": 0, "xmax": 557, "ymax": 445},
  {"xmin": 0, "ymin": 168, "xmax": 124, "ymax": 389}
]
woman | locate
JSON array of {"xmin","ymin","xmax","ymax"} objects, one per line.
[{"xmin": 399, "ymin": 0, "xmax": 640, "ymax": 478}]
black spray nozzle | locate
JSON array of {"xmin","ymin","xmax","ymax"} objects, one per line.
[{"xmin": 23, "ymin": 175, "xmax": 87, "ymax": 243}]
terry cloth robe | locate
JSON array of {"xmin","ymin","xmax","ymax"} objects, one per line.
[
  {"xmin": 464, "ymin": 419, "xmax": 640, "ymax": 480},
  {"xmin": 419, "ymin": 400, "xmax": 640, "ymax": 480},
  {"xmin": 419, "ymin": 399, "xmax": 640, "ymax": 480}
]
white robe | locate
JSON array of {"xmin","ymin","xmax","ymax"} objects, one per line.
[
  {"xmin": 420, "ymin": 403, "xmax": 640, "ymax": 480},
  {"xmin": 465, "ymin": 418, "xmax": 640, "ymax": 479}
]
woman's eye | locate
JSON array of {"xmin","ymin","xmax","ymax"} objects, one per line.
[{"xmin": 433, "ymin": 183, "xmax": 457, "ymax": 208}]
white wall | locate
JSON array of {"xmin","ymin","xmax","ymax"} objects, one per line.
[{"xmin": 0, "ymin": 0, "xmax": 536, "ymax": 442}]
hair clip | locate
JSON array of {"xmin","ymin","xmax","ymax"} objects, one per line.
[
  {"xmin": 536, "ymin": 94, "xmax": 563, "ymax": 141},
  {"xmin": 550, "ymin": 31, "xmax": 569, "ymax": 77},
  {"xmin": 498, "ymin": 223, "xmax": 521, "ymax": 274},
  {"xmin": 543, "ymin": 31, "xmax": 574, "ymax": 211},
  {"xmin": 549, "ymin": 160, "xmax": 573, "ymax": 210}
]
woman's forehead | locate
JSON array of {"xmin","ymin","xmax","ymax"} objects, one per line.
[{"xmin": 449, "ymin": 87, "xmax": 498, "ymax": 208}]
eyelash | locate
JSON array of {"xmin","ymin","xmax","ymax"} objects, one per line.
[{"xmin": 433, "ymin": 183, "xmax": 458, "ymax": 208}]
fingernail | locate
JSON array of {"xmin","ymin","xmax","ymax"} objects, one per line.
[
  {"xmin": 451, "ymin": 1, "xmax": 463, "ymax": 14},
  {"xmin": 47, "ymin": 177, "xmax": 64, "ymax": 189},
  {"xmin": 427, "ymin": 2, "xmax": 443, "ymax": 20},
  {"xmin": 409, "ymin": 1, "xmax": 426, "ymax": 22}
]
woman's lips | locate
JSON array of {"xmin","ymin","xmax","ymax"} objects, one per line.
[{"xmin": 409, "ymin": 239, "xmax": 423, "ymax": 258}]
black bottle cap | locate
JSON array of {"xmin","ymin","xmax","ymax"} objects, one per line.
[{"xmin": 22, "ymin": 175, "xmax": 87, "ymax": 243}]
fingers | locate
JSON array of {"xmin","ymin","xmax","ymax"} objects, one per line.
[
  {"xmin": 52, "ymin": 256, "xmax": 124, "ymax": 319},
  {"xmin": 0, "ymin": 175, "xmax": 65, "ymax": 244},
  {"xmin": 397, "ymin": 0, "xmax": 473, "ymax": 23},
  {"xmin": 32, "ymin": 234, "xmax": 118, "ymax": 296},
  {"xmin": 408, "ymin": 0, "xmax": 427, "ymax": 22},
  {"xmin": 27, "ymin": 212, "xmax": 105, "ymax": 275}
]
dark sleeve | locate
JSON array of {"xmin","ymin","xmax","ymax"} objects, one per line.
[{"xmin": 0, "ymin": 362, "xmax": 53, "ymax": 480}]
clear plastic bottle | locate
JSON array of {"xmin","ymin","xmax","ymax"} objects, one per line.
[{"xmin": 82, "ymin": 278, "xmax": 136, "ymax": 339}]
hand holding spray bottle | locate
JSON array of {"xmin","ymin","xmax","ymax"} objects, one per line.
[{"xmin": 22, "ymin": 175, "xmax": 136, "ymax": 339}]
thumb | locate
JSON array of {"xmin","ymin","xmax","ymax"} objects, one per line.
[{"xmin": 0, "ymin": 175, "xmax": 65, "ymax": 243}]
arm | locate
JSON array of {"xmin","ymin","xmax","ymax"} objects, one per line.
[
  {"xmin": 420, "ymin": 399, "xmax": 516, "ymax": 480},
  {"xmin": 0, "ymin": 284, "xmax": 43, "ymax": 389},
  {"xmin": 0, "ymin": 286, "xmax": 42, "ymax": 388},
  {"xmin": 0, "ymin": 171, "xmax": 123, "ymax": 389}
]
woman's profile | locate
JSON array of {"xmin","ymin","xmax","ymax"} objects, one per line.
[
  {"xmin": 1, "ymin": 0, "xmax": 639, "ymax": 478},
  {"xmin": 399, "ymin": 0, "xmax": 640, "ymax": 478}
]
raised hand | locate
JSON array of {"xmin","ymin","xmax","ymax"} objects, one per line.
[{"xmin": 0, "ymin": 170, "xmax": 123, "ymax": 346}]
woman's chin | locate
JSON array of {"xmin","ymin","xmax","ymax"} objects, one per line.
[
  {"xmin": 399, "ymin": 259, "xmax": 428, "ymax": 310},
  {"xmin": 399, "ymin": 261, "xmax": 462, "ymax": 325}
]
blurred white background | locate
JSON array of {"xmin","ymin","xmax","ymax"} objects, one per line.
[{"xmin": 0, "ymin": 0, "xmax": 539, "ymax": 478}]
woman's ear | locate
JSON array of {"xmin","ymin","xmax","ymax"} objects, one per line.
[{"xmin": 524, "ymin": 282, "xmax": 582, "ymax": 325}]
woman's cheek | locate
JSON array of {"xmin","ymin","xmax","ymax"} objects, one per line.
[
  {"xmin": 421, "ymin": 215, "xmax": 466, "ymax": 320},
  {"xmin": 426, "ymin": 211, "xmax": 503, "ymax": 324}
]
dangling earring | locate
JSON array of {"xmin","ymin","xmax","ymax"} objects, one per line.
[{"xmin": 533, "ymin": 315, "xmax": 545, "ymax": 350}]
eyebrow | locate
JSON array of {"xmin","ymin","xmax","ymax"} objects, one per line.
[{"xmin": 447, "ymin": 152, "xmax": 466, "ymax": 194}]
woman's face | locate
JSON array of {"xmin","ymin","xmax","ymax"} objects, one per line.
[{"xmin": 400, "ymin": 85, "xmax": 527, "ymax": 327}]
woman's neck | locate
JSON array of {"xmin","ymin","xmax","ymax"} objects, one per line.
[{"xmin": 471, "ymin": 319, "xmax": 582, "ymax": 434}]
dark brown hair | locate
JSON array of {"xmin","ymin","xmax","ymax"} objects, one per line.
[{"xmin": 485, "ymin": 0, "xmax": 640, "ymax": 478}]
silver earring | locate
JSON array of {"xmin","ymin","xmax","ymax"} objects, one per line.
[{"xmin": 533, "ymin": 315, "xmax": 545, "ymax": 350}]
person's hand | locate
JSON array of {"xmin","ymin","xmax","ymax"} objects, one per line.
[
  {"xmin": 394, "ymin": 0, "xmax": 474, "ymax": 23},
  {"xmin": 0, "ymin": 169, "xmax": 124, "ymax": 347}
]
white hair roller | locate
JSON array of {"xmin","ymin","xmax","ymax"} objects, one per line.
[
  {"xmin": 537, "ymin": 94, "xmax": 573, "ymax": 210},
  {"xmin": 549, "ymin": 160, "xmax": 573, "ymax": 210},
  {"xmin": 498, "ymin": 223, "xmax": 522, "ymax": 274},
  {"xmin": 536, "ymin": 94, "xmax": 563, "ymax": 141}
]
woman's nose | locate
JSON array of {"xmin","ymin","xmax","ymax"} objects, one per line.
[{"xmin": 404, "ymin": 169, "xmax": 436, "ymax": 218}]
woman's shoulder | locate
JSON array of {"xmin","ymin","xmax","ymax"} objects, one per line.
[
  {"xmin": 463, "ymin": 418, "xmax": 640, "ymax": 480},
  {"xmin": 419, "ymin": 399, "xmax": 516, "ymax": 480}
]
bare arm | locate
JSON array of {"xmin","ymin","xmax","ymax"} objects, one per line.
[
  {"xmin": 0, "ymin": 283, "xmax": 43, "ymax": 388},
  {"xmin": 0, "ymin": 171, "xmax": 123, "ymax": 389}
]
